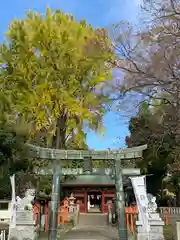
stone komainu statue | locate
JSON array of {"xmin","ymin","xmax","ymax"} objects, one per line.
[
  {"xmin": 147, "ymin": 193, "xmax": 157, "ymax": 213},
  {"xmin": 9, "ymin": 188, "xmax": 38, "ymax": 240}
]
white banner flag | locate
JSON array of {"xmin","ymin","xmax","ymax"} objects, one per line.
[
  {"xmin": 9, "ymin": 174, "xmax": 16, "ymax": 228},
  {"xmin": 130, "ymin": 176, "xmax": 150, "ymax": 233}
]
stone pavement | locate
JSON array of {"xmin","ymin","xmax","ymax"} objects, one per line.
[
  {"xmin": 62, "ymin": 213, "xmax": 120, "ymax": 240},
  {"xmin": 60, "ymin": 213, "xmax": 136, "ymax": 240},
  {"xmin": 63, "ymin": 225, "xmax": 119, "ymax": 240}
]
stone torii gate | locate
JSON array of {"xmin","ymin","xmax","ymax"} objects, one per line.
[{"xmin": 27, "ymin": 144, "xmax": 147, "ymax": 240}]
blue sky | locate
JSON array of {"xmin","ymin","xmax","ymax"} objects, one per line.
[{"xmin": 0, "ymin": 0, "xmax": 141, "ymax": 150}]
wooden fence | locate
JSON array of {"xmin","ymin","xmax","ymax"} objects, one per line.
[
  {"xmin": 33, "ymin": 199, "xmax": 80, "ymax": 233},
  {"xmin": 125, "ymin": 207, "xmax": 138, "ymax": 233},
  {"xmin": 159, "ymin": 207, "xmax": 180, "ymax": 226},
  {"xmin": 34, "ymin": 199, "xmax": 69, "ymax": 232},
  {"xmin": 122, "ymin": 207, "xmax": 180, "ymax": 234}
]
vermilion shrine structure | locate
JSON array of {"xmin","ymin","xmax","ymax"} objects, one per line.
[
  {"xmin": 28, "ymin": 144, "xmax": 147, "ymax": 240},
  {"xmin": 61, "ymin": 169, "xmax": 140, "ymax": 214}
]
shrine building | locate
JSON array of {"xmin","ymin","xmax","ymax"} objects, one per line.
[{"xmin": 61, "ymin": 174, "xmax": 133, "ymax": 214}]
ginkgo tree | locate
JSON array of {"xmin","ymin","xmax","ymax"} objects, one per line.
[{"xmin": 0, "ymin": 8, "xmax": 113, "ymax": 149}]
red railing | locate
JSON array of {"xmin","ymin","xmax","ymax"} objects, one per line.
[
  {"xmin": 33, "ymin": 199, "xmax": 69, "ymax": 232},
  {"xmin": 124, "ymin": 206, "xmax": 171, "ymax": 232},
  {"xmin": 125, "ymin": 207, "xmax": 138, "ymax": 233}
]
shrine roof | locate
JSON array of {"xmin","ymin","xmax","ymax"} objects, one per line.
[{"xmin": 62, "ymin": 175, "xmax": 115, "ymax": 186}]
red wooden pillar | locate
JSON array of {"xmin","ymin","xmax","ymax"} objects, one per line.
[
  {"xmin": 33, "ymin": 201, "xmax": 39, "ymax": 225},
  {"xmin": 101, "ymin": 191, "xmax": 104, "ymax": 213}
]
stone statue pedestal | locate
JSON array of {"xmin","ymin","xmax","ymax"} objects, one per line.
[
  {"xmin": 8, "ymin": 189, "xmax": 37, "ymax": 240},
  {"xmin": 136, "ymin": 214, "xmax": 164, "ymax": 240},
  {"xmin": 9, "ymin": 211, "xmax": 37, "ymax": 240}
]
